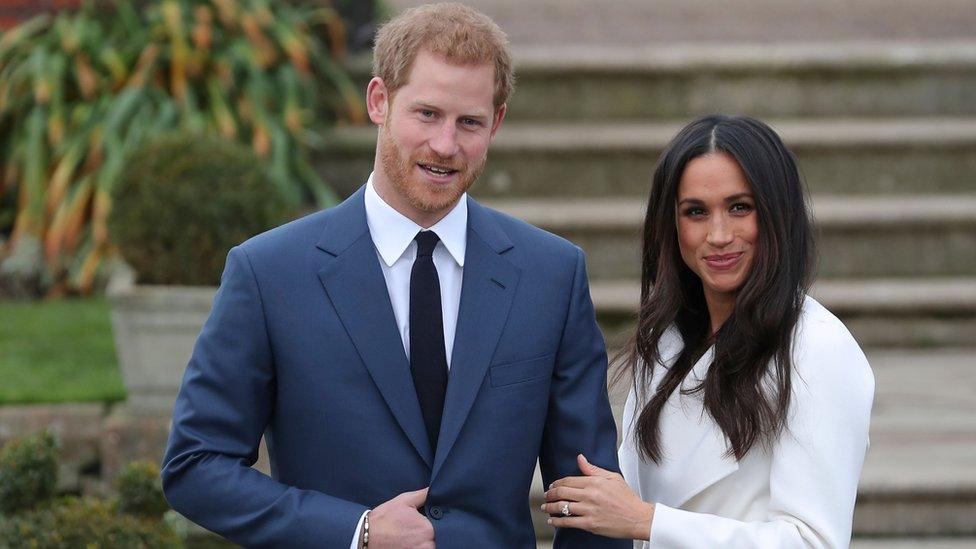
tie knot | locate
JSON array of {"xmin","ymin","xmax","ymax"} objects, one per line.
[{"xmin": 415, "ymin": 230, "xmax": 440, "ymax": 257}]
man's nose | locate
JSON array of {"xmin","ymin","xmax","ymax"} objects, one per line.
[{"xmin": 428, "ymin": 122, "xmax": 460, "ymax": 158}]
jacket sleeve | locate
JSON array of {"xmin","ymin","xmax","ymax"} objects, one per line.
[
  {"xmin": 540, "ymin": 247, "xmax": 632, "ymax": 549},
  {"xmin": 161, "ymin": 246, "xmax": 367, "ymax": 548},
  {"xmin": 648, "ymin": 316, "xmax": 875, "ymax": 549}
]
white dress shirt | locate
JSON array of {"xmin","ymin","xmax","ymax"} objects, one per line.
[
  {"xmin": 618, "ymin": 296, "xmax": 874, "ymax": 549},
  {"xmin": 348, "ymin": 174, "xmax": 467, "ymax": 548}
]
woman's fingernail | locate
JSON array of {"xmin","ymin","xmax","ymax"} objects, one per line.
[{"xmin": 547, "ymin": 519, "xmax": 552, "ymax": 525}]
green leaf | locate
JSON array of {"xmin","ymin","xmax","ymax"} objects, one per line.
[
  {"xmin": 103, "ymin": 87, "xmax": 144, "ymax": 132},
  {"xmin": 294, "ymin": 151, "xmax": 337, "ymax": 208},
  {"xmin": 0, "ymin": 15, "xmax": 51, "ymax": 68}
]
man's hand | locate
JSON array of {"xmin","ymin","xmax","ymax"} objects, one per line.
[{"xmin": 365, "ymin": 487, "xmax": 435, "ymax": 549}]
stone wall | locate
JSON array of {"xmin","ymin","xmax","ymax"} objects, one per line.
[{"xmin": 0, "ymin": 403, "xmax": 270, "ymax": 496}]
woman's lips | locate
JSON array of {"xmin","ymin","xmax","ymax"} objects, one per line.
[{"xmin": 703, "ymin": 252, "xmax": 744, "ymax": 271}]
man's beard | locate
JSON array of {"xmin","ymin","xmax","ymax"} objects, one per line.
[{"xmin": 378, "ymin": 124, "xmax": 486, "ymax": 214}]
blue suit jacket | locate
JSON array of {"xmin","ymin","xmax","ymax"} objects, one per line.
[{"xmin": 161, "ymin": 187, "xmax": 627, "ymax": 548}]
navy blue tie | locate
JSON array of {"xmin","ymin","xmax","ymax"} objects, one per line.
[{"xmin": 410, "ymin": 231, "xmax": 448, "ymax": 453}]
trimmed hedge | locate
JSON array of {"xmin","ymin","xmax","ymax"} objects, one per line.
[
  {"xmin": 0, "ymin": 430, "xmax": 57, "ymax": 513},
  {"xmin": 0, "ymin": 497, "xmax": 183, "ymax": 548},
  {"xmin": 0, "ymin": 431, "xmax": 182, "ymax": 547},
  {"xmin": 117, "ymin": 460, "xmax": 170, "ymax": 518},
  {"xmin": 110, "ymin": 133, "xmax": 288, "ymax": 286}
]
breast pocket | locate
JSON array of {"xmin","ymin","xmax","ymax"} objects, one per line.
[{"xmin": 488, "ymin": 354, "xmax": 554, "ymax": 388}]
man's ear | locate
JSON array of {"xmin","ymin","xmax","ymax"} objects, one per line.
[
  {"xmin": 366, "ymin": 77, "xmax": 390, "ymax": 125},
  {"xmin": 489, "ymin": 103, "xmax": 507, "ymax": 139}
]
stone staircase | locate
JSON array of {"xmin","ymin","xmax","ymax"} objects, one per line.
[
  {"xmin": 320, "ymin": 44, "xmax": 976, "ymax": 351},
  {"xmin": 316, "ymin": 1, "xmax": 976, "ymax": 545}
]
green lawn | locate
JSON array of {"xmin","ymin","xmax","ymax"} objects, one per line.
[{"xmin": 0, "ymin": 297, "xmax": 125, "ymax": 404}]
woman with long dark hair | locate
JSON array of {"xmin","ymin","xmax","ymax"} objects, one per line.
[{"xmin": 542, "ymin": 115, "xmax": 874, "ymax": 547}]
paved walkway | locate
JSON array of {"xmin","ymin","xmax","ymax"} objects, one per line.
[{"xmin": 390, "ymin": 0, "xmax": 976, "ymax": 46}]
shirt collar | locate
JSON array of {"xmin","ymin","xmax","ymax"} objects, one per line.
[{"xmin": 364, "ymin": 173, "xmax": 467, "ymax": 268}]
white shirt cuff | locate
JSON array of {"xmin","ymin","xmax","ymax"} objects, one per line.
[{"xmin": 348, "ymin": 510, "xmax": 368, "ymax": 549}]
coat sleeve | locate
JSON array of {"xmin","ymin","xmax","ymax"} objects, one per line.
[
  {"xmin": 540, "ymin": 247, "xmax": 632, "ymax": 549},
  {"xmin": 648, "ymin": 314, "xmax": 875, "ymax": 549},
  {"xmin": 161, "ymin": 246, "xmax": 367, "ymax": 548}
]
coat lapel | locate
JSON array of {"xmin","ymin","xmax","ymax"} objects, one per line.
[
  {"xmin": 645, "ymin": 341, "xmax": 739, "ymax": 507},
  {"xmin": 316, "ymin": 187, "xmax": 433, "ymax": 467},
  {"xmin": 431, "ymin": 198, "xmax": 519, "ymax": 480}
]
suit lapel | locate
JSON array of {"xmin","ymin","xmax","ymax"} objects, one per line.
[
  {"xmin": 432, "ymin": 199, "xmax": 519, "ymax": 479},
  {"xmin": 316, "ymin": 188, "xmax": 433, "ymax": 467}
]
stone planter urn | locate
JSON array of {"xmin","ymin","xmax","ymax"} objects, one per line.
[
  {"xmin": 107, "ymin": 270, "xmax": 216, "ymax": 415},
  {"xmin": 101, "ymin": 133, "xmax": 285, "ymax": 480},
  {"xmin": 101, "ymin": 270, "xmax": 217, "ymax": 479}
]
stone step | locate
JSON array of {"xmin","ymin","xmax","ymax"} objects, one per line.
[
  {"xmin": 316, "ymin": 118, "xmax": 976, "ymax": 198},
  {"xmin": 388, "ymin": 0, "xmax": 976, "ymax": 46},
  {"xmin": 508, "ymin": 42, "xmax": 976, "ymax": 120},
  {"xmin": 481, "ymin": 195, "xmax": 976, "ymax": 279},
  {"xmin": 855, "ymin": 349, "xmax": 976, "ymax": 537},
  {"xmin": 531, "ymin": 348, "xmax": 976, "ymax": 539},
  {"xmin": 591, "ymin": 278, "xmax": 976, "ymax": 348},
  {"xmin": 350, "ymin": 42, "xmax": 976, "ymax": 120}
]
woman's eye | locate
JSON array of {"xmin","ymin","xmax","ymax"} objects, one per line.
[
  {"xmin": 683, "ymin": 207, "xmax": 706, "ymax": 217},
  {"xmin": 731, "ymin": 203, "xmax": 753, "ymax": 214}
]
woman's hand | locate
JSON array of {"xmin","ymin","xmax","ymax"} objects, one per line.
[{"xmin": 542, "ymin": 454, "xmax": 655, "ymax": 541}]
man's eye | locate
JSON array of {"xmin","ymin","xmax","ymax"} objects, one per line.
[{"xmin": 420, "ymin": 110, "xmax": 435, "ymax": 118}]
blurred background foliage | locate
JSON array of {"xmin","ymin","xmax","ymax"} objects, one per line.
[
  {"xmin": 110, "ymin": 132, "xmax": 287, "ymax": 286},
  {"xmin": 0, "ymin": 431, "xmax": 183, "ymax": 547},
  {"xmin": 0, "ymin": 0, "xmax": 366, "ymax": 298}
]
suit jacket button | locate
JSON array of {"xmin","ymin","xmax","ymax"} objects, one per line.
[{"xmin": 428, "ymin": 506, "xmax": 443, "ymax": 519}]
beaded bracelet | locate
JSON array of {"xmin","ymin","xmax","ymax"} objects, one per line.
[{"xmin": 363, "ymin": 510, "xmax": 371, "ymax": 548}]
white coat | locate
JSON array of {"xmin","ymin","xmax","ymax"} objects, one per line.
[{"xmin": 618, "ymin": 296, "xmax": 875, "ymax": 548}]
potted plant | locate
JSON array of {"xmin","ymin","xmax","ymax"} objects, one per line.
[{"xmin": 106, "ymin": 132, "xmax": 286, "ymax": 415}]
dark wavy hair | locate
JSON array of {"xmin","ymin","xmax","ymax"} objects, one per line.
[{"xmin": 616, "ymin": 114, "xmax": 815, "ymax": 463}]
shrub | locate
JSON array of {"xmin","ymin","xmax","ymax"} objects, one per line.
[
  {"xmin": 109, "ymin": 132, "xmax": 287, "ymax": 285},
  {"xmin": 0, "ymin": 497, "xmax": 183, "ymax": 548},
  {"xmin": 0, "ymin": 430, "xmax": 58, "ymax": 514},
  {"xmin": 116, "ymin": 460, "xmax": 169, "ymax": 518},
  {"xmin": 0, "ymin": 432, "xmax": 183, "ymax": 547}
]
